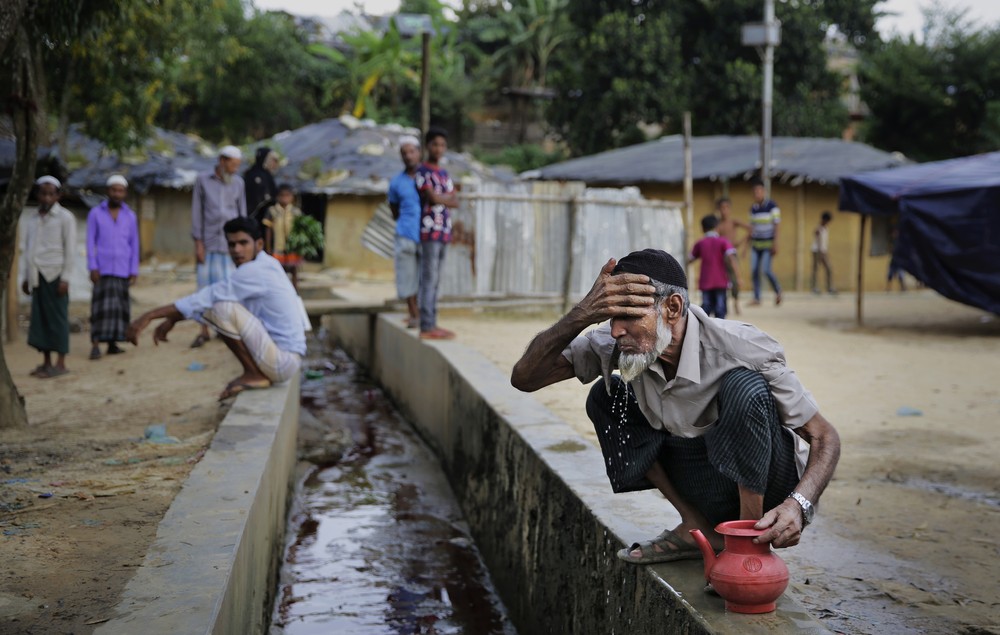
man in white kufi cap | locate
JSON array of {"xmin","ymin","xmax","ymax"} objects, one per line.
[
  {"xmin": 19, "ymin": 175, "xmax": 76, "ymax": 377},
  {"xmin": 387, "ymin": 134, "xmax": 423, "ymax": 328},
  {"xmin": 189, "ymin": 144, "xmax": 247, "ymax": 347},
  {"xmin": 85, "ymin": 174, "xmax": 139, "ymax": 359}
]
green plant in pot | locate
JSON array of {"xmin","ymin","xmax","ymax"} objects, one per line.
[{"xmin": 285, "ymin": 215, "xmax": 324, "ymax": 261}]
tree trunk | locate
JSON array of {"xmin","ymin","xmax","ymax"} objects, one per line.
[
  {"xmin": 0, "ymin": 23, "xmax": 46, "ymax": 428},
  {"xmin": 56, "ymin": 56, "xmax": 77, "ymax": 159}
]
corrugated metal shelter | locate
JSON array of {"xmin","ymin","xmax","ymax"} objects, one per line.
[{"xmin": 525, "ymin": 136, "xmax": 911, "ymax": 293}]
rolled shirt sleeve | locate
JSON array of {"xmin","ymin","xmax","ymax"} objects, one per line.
[
  {"xmin": 130, "ymin": 212, "xmax": 140, "ymax": 277},
  {"xmin": 758, "ymin": 351, "xmax": 818, "ymax": 430},
  {"xmin": 561, "ymin": 324, "xmax": 615, "ymax": 387},
  {"xmin": 60, "ymin": 210, "xmax": 76, "ymax": 280},
  {"xmin": 86, "ymin": 210, "xmax": 99, "ymax": 272},
  {"xmin": 191, "ymin": 176, "xmax": 204, "ymax": 242}
]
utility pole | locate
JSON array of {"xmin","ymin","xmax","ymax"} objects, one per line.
[
  {"xmin": 682, "ymin": 112, "xmax": 694, "ymax": 283},
  {"xmin": 742, "ymin": 0, "xmax": 781, "ymax": 196}
]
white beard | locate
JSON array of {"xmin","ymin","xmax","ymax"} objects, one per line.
[
  {"xmin": 618, "ymin": 317, "xmax": 673, "ymax": 383},
  {"xmin": 221, "ymin": 172, "xmax": 233, "ymax": 185}
]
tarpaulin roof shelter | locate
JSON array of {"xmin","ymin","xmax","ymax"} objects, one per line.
[
  {"xmin": 524, "ymin": 135, "xmax": 906, "ymax": 186},
  {"xmin": 839, "ymin": 151, "xmax": 1000, "ymax": 319}
]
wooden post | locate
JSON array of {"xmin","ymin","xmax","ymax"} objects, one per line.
[
  {"xmin": 562, "ymin": 196, "xmax": 580, "ymax": 313},
  {"xmin": 856, "ymin": 213, "xmax": 867, "ymax": 326},
  {"xmin": 682, "ymin": 112, "xmax": 694, "ymax": 280},
  {"xmin": 795, "ymin": 185, "xmax": 805, "ymax": 291},
  {"xmin": 6, "ymin": 243, "xmax": 18, "ymax": 343},
  {"xmin": 420, "ymin": 31, "xmax": 431, "ymax": 138}
]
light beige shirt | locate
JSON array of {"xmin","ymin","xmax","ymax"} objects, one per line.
[
  {"xmin": 562, "ymin": 305, "xmax": 817, "ymax": 475},
  {"xmin": 811, "ymin": 225, "xmax": 829, "ymax": 254},
  {"xmin": 19, "ymin": 203, "xmax": 76, "ymax": 288}
]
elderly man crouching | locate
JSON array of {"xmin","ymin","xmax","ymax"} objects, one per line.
[
  {"xmin": 127, "ymin": 217, "xmax": 306, "ymax": 399},
  {"xmin": 511, "ymin": 249, "xmax": 840, "ymax": 561}
]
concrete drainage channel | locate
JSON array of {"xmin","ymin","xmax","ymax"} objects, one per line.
[{"xmin": 93, "ymin": 308, "xmax": 832, "ymax": 634}]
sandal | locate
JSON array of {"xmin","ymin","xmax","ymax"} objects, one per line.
[
  {"xmin": 190, "ymin": 334, "xmax": 210, "ymax": 348},
  {"xmin": 616, "ymin": 528, "xmax": 704, "ymax": 564},
  {"xmin": 89, "ymin": 346, "xmax": 102, "ymax": 360}
]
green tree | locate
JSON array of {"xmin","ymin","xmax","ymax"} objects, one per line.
[
  {"xmin": 859, "ymin": 8, "xmax": 1000, "ymax": 160},
  {"xmin": 0, "ymin": 0, "xmax": 129, "ymax": 428},
  {"xmin": 547, "ymin": 9, "xmax": 687, "ymax": 155},
  {"xmin": 547, "ymin": 0, "xmax": 878, "ymax": 155}
]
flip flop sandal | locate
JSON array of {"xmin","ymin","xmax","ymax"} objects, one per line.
[
  {"xmin": 29, "ymin": 365, "xmax": 49, "ymax": 377},
  {"xmin": 107, "ymin": 344, "xmax": 126, "ymax": 355},
  {"xmin": 40, "ymin": 367, "xmax": 70, "ymax": 379},
  {"xmin": 218, "ymin": 380, "xmax": 271, "ymax": 401},
  {"xmin": 89, "ymin": 347, "xmax": 102, "ymax": 360},
  {"xmin": 616, "ymin": 528, "xmax": 704, "ymax": 564},
  {"xmin": 190, "ymin": 334, "xmax": 210, "ymax": 348}
]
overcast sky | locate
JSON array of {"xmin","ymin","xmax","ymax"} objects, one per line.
[{"xmin": 253, "ymin": 0, "xmax": 1000, "ymax": 38}]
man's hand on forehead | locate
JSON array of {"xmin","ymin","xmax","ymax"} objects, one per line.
[{"xmin": 576, "ymin": 258, "xmax": 658, "ymax": 323}]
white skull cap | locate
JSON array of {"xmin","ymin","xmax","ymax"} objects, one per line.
[
  {"xmin": 106, "ymin": 174, "xmax": 128, "ymax": 188},
  {"xmin": 398, "ymin": 135, "xmax": 420, "ymax": 149},
  {"xmin": 219, "ymin": 145, "xmax": 242, "ymax": 159},
  {"xmin": 35, "ymin": 175, "xmax": 61, "ymax": 188}
]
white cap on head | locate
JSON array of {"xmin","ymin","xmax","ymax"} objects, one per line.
[
  {"xmin": 35, "ymin": 175, "xmax": 61, "ymax": 188},
  {"xmin": 219, "ymin": 145, "xmax": 242, "ymax": 159},
  {"xmin": 106, "ymin": 174, "xmax": 128, "ymax": 188},
  {"xmin": 398, "ymin": 135, "xmax": 420, "ymax": 149}
]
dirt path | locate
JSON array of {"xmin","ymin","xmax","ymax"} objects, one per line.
[
  {"xmin": 442, "ymin": 290, "xmax": 1000, "ymax": 635},
  {"xmin": 1, "ymin": 279, "xmax": 240, "ymax": 635}
]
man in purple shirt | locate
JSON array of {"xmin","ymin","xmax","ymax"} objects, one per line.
[{"xmin": 87, "ymin": 174, "xmax": 139, "ymax": 360}]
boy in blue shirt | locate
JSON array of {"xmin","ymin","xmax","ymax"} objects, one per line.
[{"xmin": 388, "ymin": 135, "xmax": 423, "ymax": 327}]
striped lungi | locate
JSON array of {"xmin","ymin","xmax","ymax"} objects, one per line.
[
  {"xmin": 587, "ymin": 368, "xmax": 799, "ymax": 527},
  {"xmin": 201, "ymin": 301, "xmax": 301, "ymax": 382},
  {"xmin": 196, "ymin": 251, "xmax": 235, "ymax": 289},
  {"xmin": 90, "ymin": 275, "xmax": 130, "ymax": 343},
  {"xmin": 28, "ymin": 275, "xmax": 69, "ymax": 355}
]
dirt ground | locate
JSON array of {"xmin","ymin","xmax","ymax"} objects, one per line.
[
  {"xmin": 0, "ymin": 276, "xmax": 240, "ymax": 635},
  {"xmin": 3, "ymin": 275, "xmax": 999, "ymax": 635},
  {"xmin": 442, "ymin": 290, "xmax": 1000, "ymax": 635}
]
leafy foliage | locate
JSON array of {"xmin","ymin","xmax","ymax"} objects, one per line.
[
  {"xmin": 285, "ymin": 215, "xmax": 325, "ymax": 260},
  {"xmin": 858, "ymin": 8, "xmax": 1000, "ymax": 160}
]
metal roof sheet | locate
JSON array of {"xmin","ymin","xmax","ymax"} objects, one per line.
[{"xmin": 524, "ymin": 135, "xmax": 909, "ymax": 187}]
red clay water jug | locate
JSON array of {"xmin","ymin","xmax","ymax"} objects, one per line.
[{"xmin": 690, "ymin": 519, "xmax": 789, "ymax": 614}]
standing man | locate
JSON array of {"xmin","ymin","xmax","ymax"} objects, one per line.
[
  {"xmin": 86, "ymin": 174, "xmax": 139, "ymax": 360},
  {"xmin": 511, "ymin": 250, "xmax": 840, "ymax": 564},
  {"xmin": 811, "ymin": 211, "xmax": 835, "ymax": 295},
  {"xmin": 20, "ymin": 176, "xmax": 76, "ymax": 378},
  {"xmin": 388, "ymin": 135, "xmax": 423, "ymax": 328},
  {"xmin": 244, "ymin": 147, "xmax": 279, "ymax": 221},
  {"xmin": 191, "ymin": 145, "xmax": 246, "ymax": 347},
  {"xmin": 748, "ymin": 178, "xmax": 782, "ymax": 306},
  {"xmin": 415, "ymin": 128, "xmax": 459, "ymax": 340}
]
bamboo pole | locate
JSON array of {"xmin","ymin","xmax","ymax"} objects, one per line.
[
  {"xmin": 420, "ymin": 32, "xmax": 431, "ymax": 138},
  {"xmin": 683, "ymin": 112, "xmax": 694, "ymax": 281}
]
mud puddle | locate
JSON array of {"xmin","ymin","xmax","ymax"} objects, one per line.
[{"xmin": 269, "ymin": 347, "xmax": 517, "ymax": 634}]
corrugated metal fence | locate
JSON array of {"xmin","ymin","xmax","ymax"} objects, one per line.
[{"xmin": 363, "ymin": 180, "xmax": 685, "ymax": 303}]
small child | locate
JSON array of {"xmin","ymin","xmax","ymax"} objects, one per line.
[
  {"xmin": 262, "ymin": 183, "xmax": 303, "ymax": 290},
  {"xmin": 811, "ymin": 211, "xmax": 835, "ymax": 294},
  {"xmin": 20, "ymin": 176, "xmax": 76, "ymax": 378},
  {"xmin": 689, "ymin": 214, "xmax": 738, "ymax": 319}
]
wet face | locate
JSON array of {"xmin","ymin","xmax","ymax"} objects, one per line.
[
  {"xmin": 107, "ymin": 184, "xmax": 127, "ymax": 207},
  {"xmin": 226, "ymin": 231, "xmax": 263, "ymax": 266},
  {"xmin": 611, "ymin": 301, "xmax": 674, "ymax": 383},
  {"xmin": 426, "ymin": 135, "xmax": 447, "ymax": 162},
  {"xmin": 37, "ymin": 184, "xmax": 59, "ymax": 211},
  {"xmin": 752, "ymin": 184, "xmax": 766, "ymax": 203},
  {"xmin": 276, "ymin": 189, "xmax": 294, "ymax": 206},
  {"xmin": 400, "ymin": 143, "xmax": 422, "ymax": 169}
]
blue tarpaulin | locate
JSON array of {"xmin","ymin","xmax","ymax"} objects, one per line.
[{"xmin": 839, "ymin": 152, "xmax": 1000, "ymax": 315}]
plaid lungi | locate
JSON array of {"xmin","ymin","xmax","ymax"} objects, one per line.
[
  {"xmin": 196, "ymin": 251, "xmax": 235, "ymax": 289},
  {"xmin": 90, "ymin": 275, "xmax": 130, "ymax": 343},
  {"xmin": 201, "ymin": 301, "xmax": 301, "ymax": 382},
  {"xmin": 587, "ymin": 368, "xmax": 799, "ymax": 526},
  {"xmin": 28, "ymin": 274, "xmax": 69, "ymax": 355}
]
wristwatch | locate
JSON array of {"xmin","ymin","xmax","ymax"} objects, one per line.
[{"xmin": 788, "ymin": 491, "xmax": 815, "ymax": 527}]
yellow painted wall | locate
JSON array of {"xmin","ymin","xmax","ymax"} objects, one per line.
[
  {"xmin": 639, "ymin": 181, "xmax": 891, "ymax": 293},
  {"xmin": 323, "ymin": 194, "xmax": 395, "ymax": 279}
]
